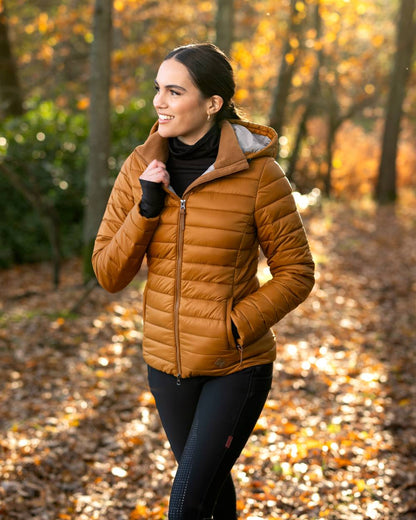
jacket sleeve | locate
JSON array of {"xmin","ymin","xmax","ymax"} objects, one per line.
[
  {"xmin": 92, "ymin": 152, "xmax": 160, "ymax": 293},
  {"xmin": 231, "ymin": 158, "xmax": 315, "ymax": 347}
]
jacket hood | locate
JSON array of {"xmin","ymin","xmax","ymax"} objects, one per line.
[{"xmin": 229, "ymin": 120, "xmax": 278, "ymax": 159}]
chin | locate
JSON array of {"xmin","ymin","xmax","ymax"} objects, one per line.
[{"xmin": 157, "ymin": 126, "xmax": 176, "ymax": 139}]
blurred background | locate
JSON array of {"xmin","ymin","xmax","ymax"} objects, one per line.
[{"xmin": 0, "ymin": 0, "xmax": 415, "ymax": 283}]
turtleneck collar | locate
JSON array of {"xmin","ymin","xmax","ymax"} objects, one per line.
[
  {"xmin": 167, "ymin": 124, "xmax": 220, "ymax": 197},
  {"xmin": 168, "ymin": 123, "xmax": 220, "ymax": 159}
]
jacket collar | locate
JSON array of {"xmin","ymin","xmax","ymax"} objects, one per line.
[{"xmin": 134, "ymin": 119, "xmax": 278, "ymax": 190}]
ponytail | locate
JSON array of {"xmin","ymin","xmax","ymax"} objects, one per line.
[{"xmin": 217, "ymin": 100, "xmax": 241, "ymax": 122}]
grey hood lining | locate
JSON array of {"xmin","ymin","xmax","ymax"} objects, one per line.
[
  {"xmin": 231, "ymin": 124, "xmax": 271, "ymax": 154},
  {"xmin": 190, "ymin": 123, "xmax": 272, "ymax": 182}
]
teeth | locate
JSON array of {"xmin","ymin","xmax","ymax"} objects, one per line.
[{"xmin": 159, "ymin": 114, "xmax": 174, "ymax": 120}]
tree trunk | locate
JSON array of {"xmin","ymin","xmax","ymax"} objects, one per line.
[
  {"xmin": 269, "ymin": 0, "xmax": 306, "ymax": 147},
  {"xmin": 83, "ymin": 0, "xmax": 113, "ymax": 281},
  {"xmin": 375, "ymin": 0, "xmax": 416, "ymax": 204},
  {"xmin": 0, "ymin": 1, "xmax": 24, "ymax": 117},
  {"xmin": 287, "ymin": 0, "xmax": 323, "ymax": 183},
  {"xmin": 322, "ymin": 75, "xmax": 342, "ymax": 199},
  {"xmin": 215, "ymin": 0, "xmax": 234, "ymax": 56},
  {"xmin": 324, "ymin": 117, "xmax": 336, "ymax": 198}
]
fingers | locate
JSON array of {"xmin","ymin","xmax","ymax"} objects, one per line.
[
  {"xmin": 140, "ymin": 160, "xmax": 170, "ymax": 188},
  {"xmin": 148, "ymin": 159, "xmax": 164, "ymax": 169}
]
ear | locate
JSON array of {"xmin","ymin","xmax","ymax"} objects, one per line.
[{"xmin": 208, "ymin": 95, "xmax": 224, "ymax": 115}]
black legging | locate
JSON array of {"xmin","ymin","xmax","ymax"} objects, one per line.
[{"xmin": 147, "ymin": 363, "xmax": 273, "ymax": 520}]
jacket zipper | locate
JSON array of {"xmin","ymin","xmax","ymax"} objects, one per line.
[{"xmin": 174, "ymin": 198, "xmax": 186, "ymax": 385}]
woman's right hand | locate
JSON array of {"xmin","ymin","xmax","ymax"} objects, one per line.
[
  {"xmin": 140, "ymin": 159, "xmax": 170, "ymax": 188},
  {"xmin": 138, "ymin": 160, "xmax": 169, "ymax": 218}
]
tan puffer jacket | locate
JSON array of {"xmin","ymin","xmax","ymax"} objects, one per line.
[{"xmin": 92, "ymin": 120, "xmax": 314, "ymax": 379}]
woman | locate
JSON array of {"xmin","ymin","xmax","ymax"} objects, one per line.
[{"xmin": 93, "ymin": 43, "xmax": 314, "ymax": 520}]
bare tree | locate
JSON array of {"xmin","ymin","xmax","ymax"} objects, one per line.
[
  {"xmin": 83, "ymin": 0, "xmax": 113, "ymax": 281},
  {"xmin": 215, "ymin": 0, "xmax": 234, "ymax": 56},
  {"xmin": 375, "ymin": 0, "xmax": 416, "ymax": 204},
  {"xmin": 0, "ymin": 0, "xmax": 23, "ymax": 116}
]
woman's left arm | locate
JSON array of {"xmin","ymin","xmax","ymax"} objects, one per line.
[{"xmin": 231, "ymin": 159, "xmax": 315, "ymax": 347}]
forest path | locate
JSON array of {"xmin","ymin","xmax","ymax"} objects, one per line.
[{"xmin": 1, "ymin": 200, "xmax": 415, "ymax": 520}]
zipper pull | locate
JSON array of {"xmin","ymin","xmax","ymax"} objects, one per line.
[
  {"xmin": 237, "ymin": 344, "xmax": 243, "ymax": 366},
  {"xmin": 179, "ymin": 199, "xmax": 186, "ymax": 231}
]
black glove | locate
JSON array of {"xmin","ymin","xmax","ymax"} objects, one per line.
[{"xmin": 139, "ymin": 179, "xmax": 166, "ymax": 218}]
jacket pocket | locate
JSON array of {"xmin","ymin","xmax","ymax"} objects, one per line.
[
  {"xmin": 226, "ymin": 297, "xmax": 237, "ymax": 349},
  {"xmin": 142, "ymin": 284, "xmax": 148, "ymax": 323}
]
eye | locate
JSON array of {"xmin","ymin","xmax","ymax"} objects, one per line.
[
  {"xmin": 154, "ymin": 84, "xmax": 160, "ymax": 92},
  {"xmin": 170, "ymin": 89, "xmax": 181, "ymax": 96}
]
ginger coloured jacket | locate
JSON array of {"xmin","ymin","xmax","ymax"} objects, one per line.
[{"xmin": 92, "ymin": 120, "xmax": 315, "ymax": 378}]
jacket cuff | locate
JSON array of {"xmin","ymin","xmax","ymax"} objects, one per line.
[{"xmin": 139, "ymin": 178, "xmax": 166, "ymax": 218}]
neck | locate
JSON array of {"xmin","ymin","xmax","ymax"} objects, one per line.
[{"xmin": 177, "ymin": 122, "xmax": 215, "ymax": 145}]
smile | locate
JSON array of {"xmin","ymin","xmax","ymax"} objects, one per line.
[{"xmin": 159, "ymin": 114, "xmax": 174, "ymax": 121}]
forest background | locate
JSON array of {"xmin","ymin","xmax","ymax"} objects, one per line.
[
  {"xmin": 1, "ymin": 0, "xmax": 416, "ymax": 519},
  {"xmin": 0, "ymin": 0, "xmax": 415, "ymax": 275}
]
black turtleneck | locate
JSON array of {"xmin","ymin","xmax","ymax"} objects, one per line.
[
  {"xmin": 139, "ymin": 124, "xmax": 220, "ymax": 218},
  {"xmin": 167, "ymin": 124, "xmax": 220, "ymax": 198}
]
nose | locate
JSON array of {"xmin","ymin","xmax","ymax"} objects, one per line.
[{"xmin": 153, "ymin": 90, "xmax": 167, "ymax": 109}]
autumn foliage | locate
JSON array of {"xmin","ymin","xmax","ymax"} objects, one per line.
[
  {"xmin": 1, "ymin": 199, "xmax": 416, "ymax": 519},
  {"xmin": 2, "ymin": 0, "xmax": 416, "ymax": 199}
]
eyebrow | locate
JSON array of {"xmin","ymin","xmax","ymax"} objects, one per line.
[{"xmin": 154, "ymin": 80, "xmax": 187, "ymax": 92}]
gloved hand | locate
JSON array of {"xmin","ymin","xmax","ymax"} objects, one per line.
[
  {"xmin": 139, "ymin": 179, "xmax": 166, "ymax": 218},
  {"xmin": 139, "ymin": 159, "xmax": 170, "ymax": 218}
]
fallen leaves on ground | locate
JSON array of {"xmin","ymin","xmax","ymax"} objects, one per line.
[{"xmin": 0, "ymin": 199, "xmax": 415, "ymax": 520}]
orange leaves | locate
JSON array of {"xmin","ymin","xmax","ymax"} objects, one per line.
[
  {"xmin": 332, "ymin": 456, "xmax": 354, "ymax": 468},
  {"xmin": 372, "ymin": 34, "xmax": 384, "ymax": 47},
  {"xmin": 233, "ymin": 42, "xmax": 254, "ymax": 69},
  {"xmin": 77, "ymin": 97, "xmax": 90, "ymax": 111},
  {"xmin": 138, "ymin": 391, "xmax": 155, "ymax": 407},
  {"xmin": 130, "ymin": 503, "xmax": 167, "ymax": 519},
  {"xmin": 285, "ymin": 52, "xmax": 296, "ymax": 65},
  {"xmin": 282, "ymin": 421, "xmax": 298, "ymax": 435},
  {"xmin": 114, "ymin": 0, "xmax": 125, "ymax": 12},
  {"xmin": 129, "ymin": 504, "xmax": 147, "ymax": 519},
  {"xmin": 355, "ymin": 478, "xmax": 367, "ymax": 492},
  {"xmin": 2, "ymin": 200, "xmax": 416, "ymax": 519}
]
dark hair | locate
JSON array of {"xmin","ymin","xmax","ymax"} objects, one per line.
[{"xmin": 164, "ymin": 43, "xmax": 241, "ymax": 122}]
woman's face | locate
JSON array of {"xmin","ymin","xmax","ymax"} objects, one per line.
[{"xmin": 153, "ymin": 59, "xmax": 216, "ymax": 145}]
